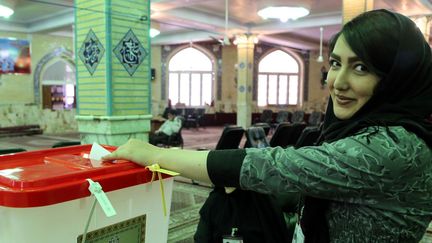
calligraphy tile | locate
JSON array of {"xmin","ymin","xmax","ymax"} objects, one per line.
[
  {"xmin": 113, "ymin": 29, "xmax": 148, "ymax": 76},
  {"xmin": 78, "ymin": 29, "xmax": 105, "ymax": 75}
]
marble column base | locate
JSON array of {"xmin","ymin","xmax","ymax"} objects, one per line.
[{"xmin": 76, "ymin": 114, "xmax": 152, "ymax": 146}]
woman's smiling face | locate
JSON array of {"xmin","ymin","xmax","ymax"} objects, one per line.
[{"xmin": 327, "ymin": 35, "xmax": 380, "ymax": 120}]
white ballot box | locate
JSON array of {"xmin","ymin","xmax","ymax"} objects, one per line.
[{"xmin": 0, "ymin": 144, "xmax": 174, "ymax": 243}]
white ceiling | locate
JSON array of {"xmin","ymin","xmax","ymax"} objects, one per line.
[{"xmin": 1, "ymin": 0, "xmax": 432, "ymax": 50}]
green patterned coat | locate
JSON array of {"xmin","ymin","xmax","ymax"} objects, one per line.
[{"xmin": 240, "ymin": 126, "xmax": 432, "ymax": 242}]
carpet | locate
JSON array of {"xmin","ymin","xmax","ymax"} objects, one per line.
[{"xmin": 168, "ymin": 180, "xmax": 212, "ymax": 242}]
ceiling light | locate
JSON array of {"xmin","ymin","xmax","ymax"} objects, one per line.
[
  {"xmin": 0, "ymin": 4, "xmax": 13, "ymax": 18},
  {"xmin": 0, "ymin": 0, "xmax": 14, "ymax": 18},
  {"xmin": 257, "ymin": 6, "xmax": 309, "ymax": 22},
  {"xmin": 150, "ymin": 28, "xmax": 160, "ymax": 38}
]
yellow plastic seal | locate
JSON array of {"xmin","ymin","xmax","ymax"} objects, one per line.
[{"xmin": 146, "ymin": 164, "xmax": 180, "ymax": 216}]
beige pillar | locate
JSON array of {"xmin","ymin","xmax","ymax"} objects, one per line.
[
  {"xmin": 235, "ymin": 35, "xmax": 256, "ymax": 128},
  {"xmin": 75, "ymin": 0, "xmax": 152, "ymax": 145},
  {"xmin": 412, "ymin": 16, "xmax": 432, "ymax": 41},
  {"xmin": 342, "ymin": 0, "xmax": 374, "ymax": 23}
]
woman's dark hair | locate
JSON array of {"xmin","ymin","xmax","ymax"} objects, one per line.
[
  {"xmin": 329, "ymin": 11, "xmax": 399, "ymax": 80},
  {"xmin": 328, "ymin": 10, "xmax": 431, "ymax": 104}
]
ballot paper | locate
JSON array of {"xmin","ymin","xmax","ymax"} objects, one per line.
[{"xmin": 89, "ymin": 142, "xmax": 112, "ymax": 167}]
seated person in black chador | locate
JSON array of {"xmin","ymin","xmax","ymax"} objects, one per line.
[{"xmin": 149, "ymin": 109, "xmax": 181, "ymax": 145}]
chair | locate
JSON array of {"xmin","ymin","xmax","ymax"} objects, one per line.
[
  {"xmin": 52, "ymin": 141, "xmax": 81, "ymax": 148},
  {"xmin": 291, "ymin": 110, "xmax": 305, "ymax": 124},
  {"xmin": 271, "ymin": 111, "xmax": 290, "ymax": 130},
  {"xmin": 269, "ymin": 123, "xmax": 307, "ymax": 148},
  {"xmin": 176, "ymin": 108, "xmax": 185, "ymax": 117},
  {"xmin": 183, "ymin": 108, "xmax": 204, "ymax": 129},
  {"xmin": 308, "ymin": 111, "xmax": 323, "ymax": 127},
  {"xmin": 269, "ymin": 123, "xmax": 297, "ymax": 148},
  {"xmin": 253, "ymin": 122, "xmax": 271, "ymax": 136},
  {"xmin": 244, "ymin": 126, "xmax": 270, "ymax": 148},
  {"xmin": 185, "ymin": 108, "xmax": 205, "ymax": 129},
  {"xmin": 183, "ymin": 108, "xmax": 195, "ymax": 128},
  {"xmin": 0, "ymin": 148, "xmax": 26, "ymax": 155},
  {"xmin": 255, "ymin": 109, "xmax": 273, "ymax": 125},
  {"xmin": 275, "ymin": 110, "xmax": 290, "ymax": 123},
  {"xmin": 196, "ymin": 108, "xmax": 205, "ymax": 127},
  {"xmin": 215, "ymin": 126, "xmax": 245, "ymax": 150},
  {"xmin": 295, "ymin": 126, "xmax": 321, "ymax": 148},
  {"xmin": 166, "ymin": 131, "xmax": 183, "ymax": 148}
]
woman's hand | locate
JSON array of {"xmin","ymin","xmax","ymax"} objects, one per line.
[
  {"xmin": 102, "ymin": 139, "xmax": 160, "ymax": 167},
  {"xmin": 103, "ymin": 139, "xmax": 212, "ymax": 184}
]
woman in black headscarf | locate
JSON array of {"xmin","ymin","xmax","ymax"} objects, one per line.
[
  {"xmin": 104, "ymin": 9, "xmax": 432, "ymax": 242},
  {"xmin": 299, "ymin": 9, "xmax": 432, "ymax": 243}
]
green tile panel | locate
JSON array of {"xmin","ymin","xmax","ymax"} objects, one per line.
[
  {"xmin": 79, "ymin": 97, "xmax": 107, "ymax": 103},
  {"xmin": 113, "ymin": 98, "xmax": 148, "ymax": 103},
  {"xmin": 113, "ymin": 90, "xmax": 147, "ymax": 97},
  {"xmin": 76, "ymin": 1, "xmax": 103, "ymax": 9},
  {"xmin": 79, "ymin": 88, "xmax": 107, "ymax": 93},
  {"xmin": 78, "ymin": 109, "xmax": 107, "ymax": 116},
  {"xmin": 79, "ymin": 103, "xmax": 107, "ymax": 109},
  {"xmin": 76, "ymin": 25, "xmax": 106, "ymax": 33},
  {"xmin": 112, "ymin": 109, "xmax": 148, "ymax": 116},
  {"xmin": 113, "ymin": 83, "xmax": 147, "ymax": 88},
  {"xmin": 76, "ymin": 0, "xmax": 151, "ymax": 116}
]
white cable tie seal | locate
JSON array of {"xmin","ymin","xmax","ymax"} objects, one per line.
[{"xmin": 86, "ymin": 178, "xmax": 117, "ymax": 217}]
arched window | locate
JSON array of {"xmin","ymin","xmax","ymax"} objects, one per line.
[
  {"xmin": 257, "ymin": 50, "xmax": 300, "ymax": 106},
  {"xmin": 41, "ymin": 59, "xmax": 76, "ymax": 110},
  {"xmin": 168, "ymin": 47, "xmax": 214, "ymax": 106}
]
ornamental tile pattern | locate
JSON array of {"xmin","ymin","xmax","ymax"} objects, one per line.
[
  {"xmin": 78, "ymin": 29, "xmax": 105, "ymax": 75},
  {"xmin": 113, "ymin": 29, "xmax": 147, "ymax": 76}
]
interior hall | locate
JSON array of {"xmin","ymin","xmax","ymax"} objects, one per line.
[{"xmin": 1, "ymin": 0, "xmax": 432, "ymax": 243}]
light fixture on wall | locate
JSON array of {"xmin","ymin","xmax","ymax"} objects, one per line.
[
  {"xmin": 0, "ymin": 0, "xmax": 14, "ymax": 18},
  {"xmin": 150, "ymin": 28, "xmax": 160, "ymax": 38},
  {"xmin": 257, "ymin": 6, "xmax": 309, "ymax": 22},
  {"xmin": 150, "ymin": 21, "xmax": 160, "ymax": 38}
]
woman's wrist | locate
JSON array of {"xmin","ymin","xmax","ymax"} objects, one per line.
[{"xmin": 149, "ymin": 145, "xmax": 164, "ymax": 165}]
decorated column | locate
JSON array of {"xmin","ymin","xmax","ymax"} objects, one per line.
[
  {"xmin": 235, "ymin": 35, "xmax": 256, "ymax": 128},
  {"xmin": 75, "ymin": 0, "xmax": 152, "ymax": 145},
  {"xmin": 342, "ymin": 0, "xmax": 374, "ymax": 23},
  {"xmin": 412, "ymin": 16, "xmax": 432, "ymax": 40}
]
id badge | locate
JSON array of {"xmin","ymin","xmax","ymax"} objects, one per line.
[
  {"xmin": 222, "ymin": 235, "xmax": 243, "ymax": 243},
  {"xmin": 223, "ymin": 227, "xmax": 243, "ymax": 243},
  {"xmin": 292, "ymin": 222, "xmax": 305, "ymax": 243}
]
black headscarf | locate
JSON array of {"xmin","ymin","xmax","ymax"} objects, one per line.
[
  {"xmin": 322, "ymin": 10, "xmax": 432, "ymax": 146},
  {"xmin": 301, "ymin": 9, "xmax": 432, "ymax": 243}
]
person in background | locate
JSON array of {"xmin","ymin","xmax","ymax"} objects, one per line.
[
  {"xmin": 161, "ymin": 99, "xmax": 173, "ymax": 119},
  {"xmin": 104, "ymin": 9, "xmax": 432, "ymax": 242},
  {"xmin": 149, "ymin": 109, "xmax": 181, "ymax": 146}
]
